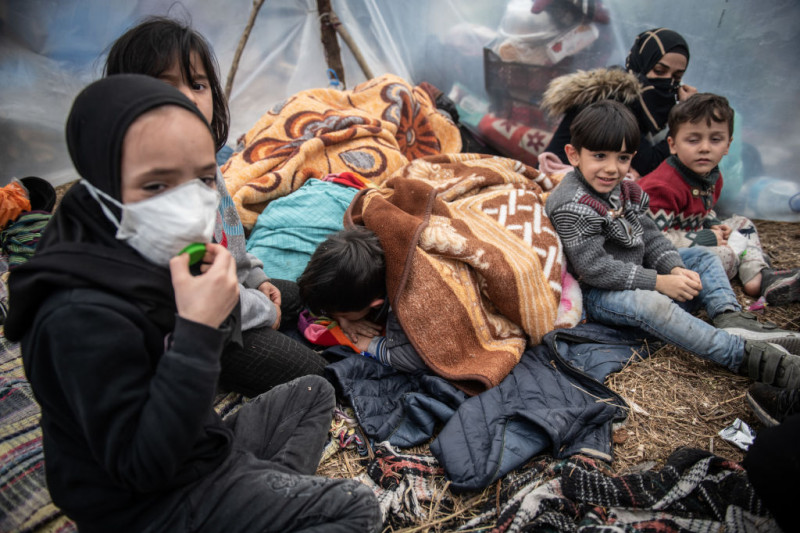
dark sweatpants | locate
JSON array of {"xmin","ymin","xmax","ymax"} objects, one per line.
[
  {"xmin": 147, "ymin": 375, "xmax": 381, "ymax": 532},
  {"xmin": 220, "ymin": 279, "xmax": 330, "ymax": 397}
]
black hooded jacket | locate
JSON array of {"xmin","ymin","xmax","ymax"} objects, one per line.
[{"xmin": 5, "ymin": 75, "xmax": 233, "ymax": 532}]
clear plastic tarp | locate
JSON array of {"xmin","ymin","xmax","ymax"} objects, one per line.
[{"xmin": 1, "ymin": 0, "xmax": 798, "ymax": 220}]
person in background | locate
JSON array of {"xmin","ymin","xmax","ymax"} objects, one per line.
[
  {"xmin": 639, "ymin": 93, "xmax": 800, "ymax": 306},
  {"xmin": 4, "ymin": 75, "xmax": 381, "ymax": 533},
  {"xmin": 105, "ymin": 16, "xmax": 329, "ymax": 396},
  {"xmin": 542, "ymin": 27, "xmax": 697, "ymax": 177}
]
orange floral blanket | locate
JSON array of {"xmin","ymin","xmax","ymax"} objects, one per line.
[
  {"xmin": 347, "ymin": 154, "xmax": 580, "ymax": 395},
  {"xmin": 222, "ymin": 74, "xmax": 462, "ymax": 229}
]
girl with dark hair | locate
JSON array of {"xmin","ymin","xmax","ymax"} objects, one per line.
[
  {"xmin": 104, "ymin": 17, "xmax": 330, "ymax": 396},
  {"xmin": 542, "ymin": 27, "xmax": 698, "ymax": 176},
  {"xmin": 104, "ymin": 16, "xmax": 229, "ymax": 152},
  {"xmin": 4, "ymin": 74, "xmax": 381, "ymax": 533}
]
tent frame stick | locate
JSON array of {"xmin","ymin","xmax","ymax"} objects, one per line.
[
  {"xmin": 326, "ymin": 8, "xmax": 374, "ymax": 81},
  {"xmin": 226, "ymin": 0, "xmax": 266, "ymax": 98},
  {"xmin": 318, "ymin": 0, "xmax": 347, "ymax": 89}
]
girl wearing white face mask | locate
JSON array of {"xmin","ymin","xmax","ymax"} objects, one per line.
[
  {"xmin": 5, "ymin": 75, "xmax": 381, "ymax": 533},
  {"xmin": 103, "ymin": 16, "xmax": 331, "ymax": 397}
]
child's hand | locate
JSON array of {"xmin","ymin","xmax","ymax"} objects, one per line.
[
  {"xmin": 170, "ymin": 243, "xmax": 239, "ymax": 328},
  {"xmin": 711, "ymin": 224, "xmax": 732, "ymax": 240},
  {"xmin": 354, "ymin": 335, "xmax": 373, "ymax": 353},
  {"xmin": 671, "ymin": 266, "xmax": 702, "ymax": 287},
  {"xmin": 271, "ymin": 305, "xmax": 282, "ymax": 330},
  {"xmin": 677, "ymin": 84, "xmax": 698, "ymax": 101},
  {"xmin": 257, "ymin": 281, "xmax": 282, "ymax": 330},
  {"xmin": 257, "ymin": 281, "xmax": 282, "ymax": 307},
  {"xmin": 710, "ymin": 226, "xmax": 728, "ymax": 245},
  {"xmin": 336, "ymin": 316, "xmax": 381, "ymax": 344},
  {"xmin": 656, "ymin": 272, "xmax": 702, "ymax": 302}
]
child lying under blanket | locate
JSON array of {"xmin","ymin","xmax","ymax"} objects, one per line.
[{"xmin": 298, "ymin": 153, "xmax": 582, "ymax": 395}]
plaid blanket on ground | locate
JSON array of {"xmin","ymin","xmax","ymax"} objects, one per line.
[
  {"xmin": 348, "ymin": 153, "xmax": 580, "ymax": 394},
  {"xmin": 461, "ymin": 448, "xmax": 777, "ymax": 533},
  {"xmin": 222, "ymin": 74, "xmax": 462, "ymax": 229},
  {"xmin": 358, "ymin": 442, "xmax": 453, "ymax": 529},
  {"xmin": 0, "ymin": 330, "xmax": 75, "ymax": 533}
]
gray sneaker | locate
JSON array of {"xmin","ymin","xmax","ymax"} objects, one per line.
[
  {"xmin": 740, "ymin": 341, "xmax": 800, "ymax": 389},
  {"xmin": 761, "ymin": 268, "xmax": 800, "ymax": 306},
  {"xmin": 713, "ymin": 311, "xmax": 800, "ymax": 354}
]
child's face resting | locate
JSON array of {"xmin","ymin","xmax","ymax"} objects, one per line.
[
  {"xmin": 157, "ymin": 51, "xmax": 214, "ymax": 127},
  {"xmin": 120, "ymin": 105, "xmax": 217, "ymax": 204},
  {"xmin": 668, "ymin": 120, "xmax": 731, "ymax": 176},
  {"xmin": 565, "ymin": 142, "xmax": 635, "ymax": 195}
]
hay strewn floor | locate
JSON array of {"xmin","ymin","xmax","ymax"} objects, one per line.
[{"xmin": 318, "ymin": 220, "xmax": 800, "ymax": 532}]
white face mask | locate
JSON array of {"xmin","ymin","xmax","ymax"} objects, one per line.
[{"xmin": 82, "ymin": 179, "xmax": 220, "ymax": 266}]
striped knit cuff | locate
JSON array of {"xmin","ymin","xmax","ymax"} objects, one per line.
[{"xmin": 692, "ymin": 229, "xmax": 719, "ymax": 247}]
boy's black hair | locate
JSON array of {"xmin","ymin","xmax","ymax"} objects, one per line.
[
  {"xmin": 297, "ymin": 226, "xmax": 386, "ymax": 316},
  {"xmin": 569, "ymin": 100, "xmax": 640, "ymax": 153},
  {"xmin": 104, "ymin": 16, "xmax": 229, "ymax": 152},
  {"xmin": 668, "ymin": 93, "xmax": 735, "ymax": 139}
]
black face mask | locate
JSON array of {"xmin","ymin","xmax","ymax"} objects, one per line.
[
  {"xmin": 647, "ymin": 77, "xmax": 680, "ymax": 97},
  {"xmin": 635, "ymin": 76, "xmax": 679, "ymax": 134}
]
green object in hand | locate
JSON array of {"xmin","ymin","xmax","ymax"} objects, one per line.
[{"xmin": 179, "ymin": 243, "xmax": 206, "ymax": 266}]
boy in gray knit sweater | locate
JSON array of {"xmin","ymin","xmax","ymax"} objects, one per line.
[{"xmin": 545, "ymin": 100, "xmax": 800, "ymax": 388}]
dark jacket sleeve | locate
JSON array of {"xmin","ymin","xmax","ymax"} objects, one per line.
[
  {"xmin": 632, "ymin": 136, "xmax": 670, "ymax": 176},
  {"xmin": 32, "ymin": 295, "xmax": 227, "ymax": 492},
  {"xmin": 543, "ymin": 108, "xmax": 578, "ymax": 163},
  {"xmin": 366, "ymin": 310, "xmax": 427, "ymax": 374}
]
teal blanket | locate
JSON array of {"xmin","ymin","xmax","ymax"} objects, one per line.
[{"xmin": 246, "ymin": 179, "xmax": 358, "ymax": 281}]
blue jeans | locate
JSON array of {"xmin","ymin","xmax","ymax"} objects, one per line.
[{"xmin": 584, "ymin": 247, "xmax": 745, "ymax": 370}]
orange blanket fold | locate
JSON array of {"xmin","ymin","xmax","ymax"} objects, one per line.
[
  {"xmin": 348, "ymin": 153, "xmax": 571, "ymax": 395},
  {"xmin": 222, "ymin": 74, "xmax": 462, "ymax": 229}
]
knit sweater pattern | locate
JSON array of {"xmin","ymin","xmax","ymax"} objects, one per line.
[
  {"xmin": 638, "ymin": 155, "xmax": 723, "ymax": 248},
  {"xmin": 546, "ymin": 170, "xmax": 684, "ymax": 291},
  {"xmin": 213, "ymin": 168, "xmax": 276, "ymax": 330}
]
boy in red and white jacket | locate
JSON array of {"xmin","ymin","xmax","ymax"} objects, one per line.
[{"xmin": 639, "ymin": 93, "xmax": 800, "ymax": 306}]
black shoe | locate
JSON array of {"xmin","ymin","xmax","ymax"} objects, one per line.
[
  {"xmin": 746, "ymin": 383, "xmax": 800, "ymax": 426},
  {"xmin": 740, "ymin": 341, "xmax": 800, "ymax": 388}
]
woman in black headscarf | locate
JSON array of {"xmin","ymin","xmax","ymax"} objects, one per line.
[
  {"xmin": 5, "ymin": 74, "xmax": 380, "ymax": 533},
  {"xmin": 542, "ymin": 27, "xmax": 698, "ymax": 176}
]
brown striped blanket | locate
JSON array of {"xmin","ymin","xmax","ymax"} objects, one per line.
[
  {"xmin": 222, "ymin": 74, "xmax": 462, "ymax": 230},
  {"xmin": 348, "ymin": 153, "xmax": 581, "ymax": 395}
]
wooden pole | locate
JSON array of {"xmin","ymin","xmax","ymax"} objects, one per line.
[
  {"xmin": 225, "ymin": 0, "xmax": 267, "ymax": 98},
  {"xmin": 328, "ymin": 8, "xmax": 374, "ymax": 81},
  {"xmin": 317, "ymin": 0, "xmax": 346, "ymax": 89}
]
